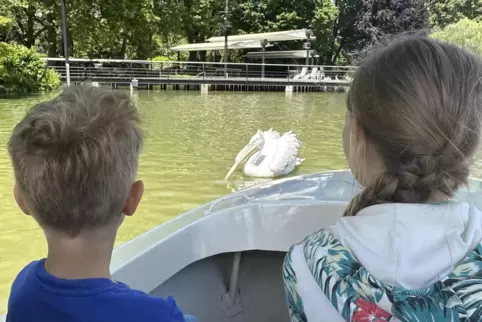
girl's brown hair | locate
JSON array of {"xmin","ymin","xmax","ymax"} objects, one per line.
[{"xmin": 344, "ymin": 36, "xmax": 482, "ymax": 216}]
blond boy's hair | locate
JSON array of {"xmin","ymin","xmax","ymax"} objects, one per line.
[{"xmin": 8, "ymin": 86, "xmax": 143, "ymax": 236}]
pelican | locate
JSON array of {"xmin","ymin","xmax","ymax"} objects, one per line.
[{"xmin": 224, "ymin": 129, "xmax": 304, "ymax": 180}]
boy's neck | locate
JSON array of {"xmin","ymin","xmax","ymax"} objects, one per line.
[{"xmin": 44, "ymin": 228, "xmax": 116, "ymax": 280}]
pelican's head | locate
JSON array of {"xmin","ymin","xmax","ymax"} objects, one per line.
[{"xmin": 224, "ymin": 130, "xmax": 265, "ymax": 180}]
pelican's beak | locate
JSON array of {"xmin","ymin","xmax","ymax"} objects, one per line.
[{"xmin": 224, "ymin": 143, "xmax": 258, "ymax": 180}]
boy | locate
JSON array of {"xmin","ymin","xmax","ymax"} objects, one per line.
[{"xmin": 6, "ymin": 86, "xmax": 197, "ymax": 322}]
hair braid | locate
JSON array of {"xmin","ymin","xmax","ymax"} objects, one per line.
[
  {"xmin": 345, "ymin": 151, "xmax": 472, "ymax": 216},
  {"xmin": 344, "ymin": 172, "xmax": 399, "ymax": 216}
]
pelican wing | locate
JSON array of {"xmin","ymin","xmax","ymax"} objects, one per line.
[
  {"xmin": 263, "ymin": 128, "xmax": 280, "ymax": 140},
  {"xmin": 268, "ymin": 131, "xmax": 301, "ymax": 174}
]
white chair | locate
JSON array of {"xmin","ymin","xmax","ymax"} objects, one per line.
[
  {"xmin": 293, "ymin": 67, "xmax": 308, "ymax": 80},
  {"xmin": 304, "ymin": 67, "xmax": 319, "ymax": 80}
]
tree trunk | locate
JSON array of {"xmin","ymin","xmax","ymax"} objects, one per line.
[
  {"xmin": 25, "ymin": 5, "xmax": 35, "ymax": 47},
  {"xmin": 332, "ymin": 38, "xmax": 345, "ymax": 64},
  {"xmin": 199, "ymin": 50, "xmax": 207, "ymax": 62},
  {"xmin": 69, "ymin": 29, "xmax": 74, "ymax": 57},
  {"xmin": 188, "ymin": 51, "xmax": 198, "ymax": 61},
  {"xmin": 119, "ymin": 33, "xmax": 127, "ymax": 59},
  {"xmin": 46, "ymin": 13, "xmax": 57, "ymax": 59},
  {"xmin": 137, "ymin": 33, "xmax": 154, "ymax": 59}
]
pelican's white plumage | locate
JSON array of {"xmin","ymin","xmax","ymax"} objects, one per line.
[{"xmin": 225, "ymin": 129, "xmax": 304, "ymax": 179}]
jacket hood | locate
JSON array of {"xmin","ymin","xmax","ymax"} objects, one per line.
[{"xmin": 332, "ymin": 202, "xmax": 482, "ymax": 289}]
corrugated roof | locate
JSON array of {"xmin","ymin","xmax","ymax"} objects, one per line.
[{"xmin": 208, "ymin": 29, "xmax": 314, "ymax": 43}]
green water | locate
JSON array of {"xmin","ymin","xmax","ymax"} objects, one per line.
[{"xmin": 0, "ymin": 90, "xmax": 348, "ymax": 312}]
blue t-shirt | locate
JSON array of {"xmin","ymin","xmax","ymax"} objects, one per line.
[{"xmin": 7, "ymin": 259, "xmax": 187, "ymax": 322}]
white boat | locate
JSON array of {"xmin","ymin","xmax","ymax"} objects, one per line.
[{"xmin": 2, "ymin": 170, "xmax": 482, "ymax": 321}]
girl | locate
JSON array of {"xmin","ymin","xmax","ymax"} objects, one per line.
[{"xmin": 283, "ymin": 36, "xmax": 482, "ymax": 321}]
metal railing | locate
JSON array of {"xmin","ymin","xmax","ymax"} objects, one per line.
[{"xmin": 43, "ymin": 58, "xmax": 356, "ymax": 84}]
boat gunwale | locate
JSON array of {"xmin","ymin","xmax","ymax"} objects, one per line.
[{"xmin": 110, "ymin": 169, "xmax": 482, "ymax": 273}]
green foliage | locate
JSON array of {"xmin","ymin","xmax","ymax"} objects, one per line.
[
  {"xmin": 151, "ymin": 56, "xmax": 171, "ymax": 62},
  {"xmin": 231, "ymin": 0, "xmax": 316, "ymax": 34},
  {"xmin": 0, "ymin": 0, "xmax": 452, "ymax": 66},
  {"xmin": 150, "ymin": 55, "xmax": 177, "ymax": 69},
  {"xmin": 313, "ymin": 0, "xmax": 429, "ymax": 64},
  {"xmin": 311, "ymin": 0, "xmax": 339, "ymax": 63},
  {"xmin": 68, "ymin": 0, "xmax": 160, "ymax": 59},
  {"xmin": 0, "ymin": 42, "xmax": 60, "ymax": 92},
  {"xmin": 0, "ymin": 14, "xmax": 13, "ymax": 42},
  {"xmin": 431, "ymin": 18, "xmax": 482, "ymax": 56},
  {"xmin": 0, "ymin": 0, "xmax": 162, "ymax": 59},
  {"xmin": 0, "ymin": 16, "xmax": 12, "ymax": 30},
  {"xmin": 429, "ymin": 0, "xmax": 482, "ymax": 27}
]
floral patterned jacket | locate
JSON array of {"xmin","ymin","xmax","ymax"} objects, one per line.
[{"xmin": 283, "ymin": 228, "xmax": 482, "ymax": 322}]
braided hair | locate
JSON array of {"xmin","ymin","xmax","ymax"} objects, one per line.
[{"xmin": 344, "ymin": 36, "xmax": 482, "ymax": 217}]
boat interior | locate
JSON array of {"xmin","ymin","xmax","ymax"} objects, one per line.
[
  {"xmin": 153, "ymin": 250, "xmax": 289, "ymax": 322},
  {"xmin": 113, "ymin": 171, "xmax": 482, "ymax": 322}
]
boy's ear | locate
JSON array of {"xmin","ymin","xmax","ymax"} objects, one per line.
[
  {"xmin": 123, "ymin": 180, "xmax": 144, "ymax": 217},
  {"xmin": 14, "ymin": 184, "xmax": 30, "ymax": 216}
]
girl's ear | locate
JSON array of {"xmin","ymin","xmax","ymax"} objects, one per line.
[
  {"xmin": 347, "ymin": 116, "xmax": 386, "ymax": 187},
  {"xmin": 343, "ymin": 112, "xmax": 365, "ymax": 162},
  {"xmin": 344, "ymin": 112, "xmax": 370, "ymax": 185},
  {"xmin": 351, "ymin": 116, "xmax": 367, "ymax": 151}
]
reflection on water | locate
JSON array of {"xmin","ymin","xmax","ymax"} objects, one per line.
[
  {"xmin": 0, "ymin": 90, "xmax": 342, "ymax": 312},
  {"xmin": 227, "ymin": 177, "xmax": 275, "ymax": 192}
]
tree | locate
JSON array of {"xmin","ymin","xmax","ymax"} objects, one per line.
[
  {"xmin": 153, "ymin": 0, "xmax": 185, "ymax": 56},
  {"xmin": 1, "ymin": 0, "xmax": 162, "ymax": 59},
  {"xmin": 313, "ymin": 0, "xmax": 364, "ymax": 64},
  {"xmin": 310, "ymin": 0, "xmax": 429, "ymax": 64},
  {"xmin": 0, "ymin": 0, "xmax": 52, "ymax": 49},
  {"xmin": 431, "ymin": 18, "xmax": 482, "ymax": 56},
  {"xmin": 175, "ymin": 0, "xmax": 226, "ymax": 61},
  {"xmin": 68, "ymin": 0, "xmax": 159, "ymax": 59},
  {"xmin": 0, "ymin": 42, "xmax": 60, "ymax": 92},
  {"xmin": 337, "ymin": 0, "xmax": 429, "ymax": 64},
  {"xmin": 429, "ymin": 0, "xmax": 482, "ymax": 28},
  {"xmin": 231, "ymin": 0, "xmax": 314, "ymax": 34}
]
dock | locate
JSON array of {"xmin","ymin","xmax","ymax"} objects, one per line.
[{"xmin": 44, "ymin": 58, "xmax": 354, "ymax": 93}]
